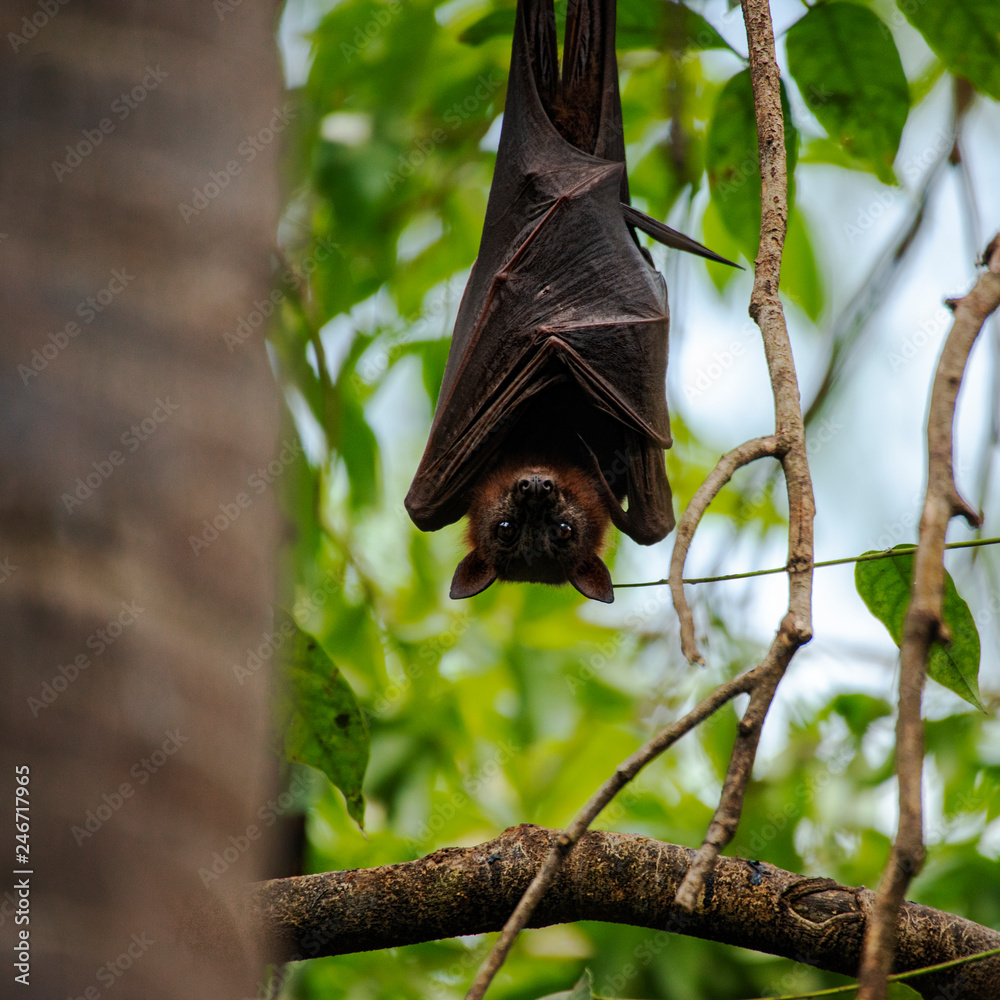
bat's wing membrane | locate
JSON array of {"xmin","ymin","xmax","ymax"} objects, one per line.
[{"xmin": 407, "ymin": 0, "xmax": 692, "ymax": 540}]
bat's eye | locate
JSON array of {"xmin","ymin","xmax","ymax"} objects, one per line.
[
  {"xmin": 496, "ymin": 521, "xmax": 517, "ymax": 542},
  {"xmin": 555, "ymin": 522, "xmax": 572, "ymax": 540}
]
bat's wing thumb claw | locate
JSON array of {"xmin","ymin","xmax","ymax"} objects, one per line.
[{"xmin": 621, "ymin": 203, "xmax": 744, "ymax": 269}]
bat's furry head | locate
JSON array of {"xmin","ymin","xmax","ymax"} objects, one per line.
[{"xmin": 451, "ymin": 458, "xmax": 614, "ymax": 603}]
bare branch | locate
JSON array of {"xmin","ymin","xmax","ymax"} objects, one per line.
[
  {"xmin": 674, "ymin": 627, "xmax": 792, "ymax": 909},
  {"xmin": 673, "ymin": 0, "xmax": 816, "ymax": 912},
  {"xmin": 464, "ymin": 666, "xmax": 755, "ymax": 999},
  {"xmin": 856, "ymin": 237, "xmax": 1000, "ymax": 999},
  {"xmin": 669, "ymin": 436, "xmax": 782, "ymax": 662},
  {"xmin": 250, "ymin": 826, "xmax": 1000, "ymax": 999}
]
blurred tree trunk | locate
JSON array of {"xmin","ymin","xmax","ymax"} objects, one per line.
[{"xmin": 0, "ymin": 2, "xmax": 286, "ymax": 997}]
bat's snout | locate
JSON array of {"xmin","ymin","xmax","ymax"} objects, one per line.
[{"xmin": 517, "ymin": 475, "xmax": 555, "ymax": 502}]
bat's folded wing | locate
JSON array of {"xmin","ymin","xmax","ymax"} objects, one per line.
[
  {"xmin": 406, "ymin": 162, "xmax": 672, "ymax": 532},
  {"xmin": 406, "ymin": 0, "xmax": 674, "ymax": 540}
]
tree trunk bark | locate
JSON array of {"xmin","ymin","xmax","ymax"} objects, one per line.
[{"xmin": 0, "ymin": 2, "xmax": 285, "ymax": 996}]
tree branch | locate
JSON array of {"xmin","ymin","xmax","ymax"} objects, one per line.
[
  {"xmin": 250, "ymin": 825, "xmax": 1000, "ymax": 999},
  {"xmin": 856, "ymin": 236, "xmax": 1000, "ymax": 999},
  {"xmin": 463, "ymin": 662, "xmax": 755, "ymax": 998},
  {"xmin": 672, "ymin": 0, "xmax": 816, "ymax": 912},
  {"xmin": 669, "ymin": 435, "xmax": 782, "ymax": 662}
]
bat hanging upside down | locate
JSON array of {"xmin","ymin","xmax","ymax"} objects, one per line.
[{"xmin": 405, "ymin": 0, "xmax": 739, "ymax": 603}]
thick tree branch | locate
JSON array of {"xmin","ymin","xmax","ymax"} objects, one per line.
[
  {"xmin": 857, "ymin": 237, "xmax": 1000, "ymax": 999},
  {"xmin": 250, "ymin": 826, "xmax": 1000, "ymax": 999}
]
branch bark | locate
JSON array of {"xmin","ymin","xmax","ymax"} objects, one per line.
[
  {"xmin": 671, "ymin": 0, "xmax": 816, "ymax": 911},
  {"xmin": 856, "ymin": 236, "xmax": 1000, "ymax": 998},
  {"xmin": 250, "ymin": 825, "xmax": 1000, "ymax": 999}
]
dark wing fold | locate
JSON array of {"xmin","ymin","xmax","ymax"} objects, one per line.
[{"xmin": 405, "ymin": 0, "xmax": 675, "ymax": 540}]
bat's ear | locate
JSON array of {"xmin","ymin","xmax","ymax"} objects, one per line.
[
  {"xmin": 450, "ymin": 550, "xmax": 498, "ymax": 600},
  {"xmin": 568, "ymin": 556, "xmax": 614, "ymax": 604}
]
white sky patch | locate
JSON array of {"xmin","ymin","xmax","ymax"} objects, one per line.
[
  {"xmin": 479, "ymin": 113, "xmax": 504, "ymax": 153},
  {"xmin": 320, "ymin": 111, "xmax": 373, "ymax": 146}
]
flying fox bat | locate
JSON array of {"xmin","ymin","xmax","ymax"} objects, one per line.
[{"xmin": 405, "ymin": 0, "xmax": 739, "ymax": 603}]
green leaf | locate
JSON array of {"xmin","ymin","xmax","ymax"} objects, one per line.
[
  {"xmin": 459, "ymin": 7, "xmax": 515, "ymax": 46},
  {"xmin": 786, "ymin": 3, "xmax": 909, "ymax": 184},
  {"xmin": 854, "ymin": 546, "xmax": 983, "ymax": 710},
  {"xmin": 536, "ymin": 969, "xmax": 594, "ymax": 1000},
  {"xmin": 706, "ymin": 69, "xmax": 799, "ymax": 260},
  {"xmin": 281, "ymin": 610, "xmax": 371, "ymax": 827},
  {"xmin": 461, "ymin": 1, "xmax": 736, "ymax": 54},
  {"xmin": 700, "ymin": 197, "xmax": 747, "ymax": 292},
  {"xmin": 828, "ymin": 693, "xmax": 893, "ymax": 737},
  {"xmin": 901, "ymin": 0, "xmax": 1000, "ymax": 101},
  {"xmin": 781, "ymin": 207, "xmax": 824, "ymax": 322},
  {"xmin": 617, "ymin": 0, "xmax": 735, "ymax": 53}
]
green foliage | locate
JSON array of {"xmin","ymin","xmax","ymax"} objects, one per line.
[
  {"xmin": 281, "ymin": 611, "xmax": 370, "ymax": 827},
  {"xmin": 786, "ymin": 3, "xmax": 909, "ymax": 183},
  {"xmin": 855, "ymin": 546, "xmax": 983, "ymax": 710},
  {"xmin": 706, "ymin": 69, "xmax": 799, "ymax": 260},
  {"xmin": 264, "ymin": 1, "xmax": 1000, "ymax": 996},
  {"xmin": 901, "ymin": 0, "xmax": 1000, "ymax": 101}
]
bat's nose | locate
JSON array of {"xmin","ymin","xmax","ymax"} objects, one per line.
[{"xmin": 518, "ymin": 475, "xmax": 553, "ymax": 498}]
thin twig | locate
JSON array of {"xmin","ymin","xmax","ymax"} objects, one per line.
[
  {"xmin": 671, "ymin": 0, "xmax": 815, "ymax": 913},
  {"xmin": 464, "ymin": 668, "xmax": 756, "ymax": 1000},
  {"xmin": 613, "ymin": 536, "xmax": 1000, "ymax": 588},
  {"xmin": 669, "ymin": 436, "xmax": 782, "ymax": 662},
  {"xmin": 856, "ymin": 236, "xmax": 1000, "ymax": 999}
]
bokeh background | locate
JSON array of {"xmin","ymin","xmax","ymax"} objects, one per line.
[{"xmin": 263, "ymin": 1, "xmax": 999, "ymax": 996}]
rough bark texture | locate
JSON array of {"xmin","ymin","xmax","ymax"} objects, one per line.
[
  {"xmin": 0, "ymin": 2, "xmax": 285, "ymax": 997},
  {"xmin": 251, "ymin": 825, "xmax": 1000, "ymax": 998}
]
